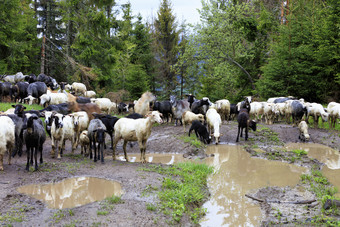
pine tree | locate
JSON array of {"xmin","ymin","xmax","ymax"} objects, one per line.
[{"xmin": 153, "ymin": 0, "xmax": 180, "ymax": 98}]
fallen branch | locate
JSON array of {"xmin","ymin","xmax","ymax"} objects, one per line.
[{"xmin": 245, "ymin": 194, "xmax": 316, "ymax": 205}]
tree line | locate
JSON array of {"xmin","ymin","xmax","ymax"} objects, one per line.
[{"xmin": 0, "ymin": 0, "xmax": 339, "ymax": 103}]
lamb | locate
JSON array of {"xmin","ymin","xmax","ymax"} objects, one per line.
[
  {"xmin": 113, "ymin": 111, "xmax": 163, "ymax": 163},
  {"xmin": 236, "ymin": 109, "xmax": 257, "ymax": 142},
  {"xmin": 298, "ymin": 121, "xmax": 310, "ymax": 142},
  {"xmin": 23, "ymin": 115, "xmax": 46, "ymax": 171},
  {"xmin": 206, "ymin": 108, "xmax": 222, "ymax": 144},
  {"xmin": 40, "ymin": 93, "xmax": 68, "ymax": 107},
  {"xmin": 188, "ymin": 120, "xmax": 211, "ymax": 144},
  {"xmin": 70, "ymin": 111, "xmax": 90, "ymax": 147},
  {"xmin": 263, "ymin": 102, "xmax": 279, "ymax": 125},
  {"xmin": 182, "ymin": 111, "xmax": 204, "ymax": 132},
  {"xmin": 79, "ymin": 130, "xmax": 90, "ymax": 156},
  {"xmin": 0, "ymin": 116, "xmax": 15, "ymax": 171},
  {"xmin": 88, "ymin": 119, "xmax": 107, "ymax": 162},
  {"xmin": 50, "ymin": 113, "xmax": 77, "ymax": 159},
  {"xmin": 71, "ymin": 82, "xmax": 87, "ymax": 96}
]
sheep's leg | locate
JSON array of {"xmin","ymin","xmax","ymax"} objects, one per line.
[
  {"xmin": 245, "ymin": 128, "xmax": 249, "ymax": 141},
  {"xmin": 51, "ymin": 138, "xmax": 56, "ymax": 158},
  {"xmin": 30, "ymin": 147, "xmax": 34, "ymax": 165},
  {"xmin": 0, "ymin": 154, "xmax": 3, "ymax": 171},
  {"xmin": 39, "ymin": 144, "xmax": 43, "ymax": 164},
  {"xmin": 109, "ymin": 133, "xmax": 113, "ymax": 150},
  {"xmin": 112, "ymin": 138, "xmax": 119, "ymax": 161},
  {"xmin": 7, "ymin": 147, "xmax": 12, "ymax": 166},
  {"xmin": 26, "ymin": 146, "xmax": 30, "ymax": 171},
  {"xmin": 57, "ymin": 138, "xmax": 63, "ymax": 159},
  {"xmin": 236, "ymin": 126, "xmax": 240, "ymax": 142},
  {"xmin": 240, "ymin": 127, "xmax": 243, "ymax": 138},
  {"xmin": 89, "ymin": 139, "xmax": 93, "ymax": 159},
  {"xmin": 100, "ymin": 142, "xmax": 104, "ymax": 163},
  {"xmin": 123, "ymin": 140, "xmax": 129, "ymax": 162},
  {"xmin": 34, "ymin": 147, "xmax": 38, "ymax": 171},
  {"xmin": 93, "ymin": 139, "xmax": 97, "ymax": 162}
]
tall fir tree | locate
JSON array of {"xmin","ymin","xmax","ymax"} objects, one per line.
[{"xmin": 153, "ymin": 0, "xmax": 180, "ymax": 99}]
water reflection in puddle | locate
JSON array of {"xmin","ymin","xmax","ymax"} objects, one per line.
[
  {"xmin": 201, "ymin": 145, "xmax": 306, "ymax": 227},
  {"xmin": 286, "ymin": 143, "xmax": 340, "ymax": 197},
  {"xmin": 17, "ymin": 177, "xmax": 123, "ymax": 209},
  {"xmin": 106, "ymin": 153, "xmax": 188, "ymax": 165}
]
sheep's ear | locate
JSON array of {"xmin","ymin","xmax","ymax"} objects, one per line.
[
  {"xmin": 93, "ymin": 129, "xmax": 97, "ymax": 133},
  {"xmin": 33, "ymin": 116, "xmax": 38, "ymax": 120},
  {"xmin": 11, "ymin": 105, "xmax": 16, "ymax": 108}
]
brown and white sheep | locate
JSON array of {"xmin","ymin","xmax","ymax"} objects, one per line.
[{"xmin": 134, "ymin": 92, "xmax": 156, "ymax": 116}]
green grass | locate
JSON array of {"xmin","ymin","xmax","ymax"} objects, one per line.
[
  {"xmin": 140, "ymin": 163, "xmax": 213, "ymax": 224},
  {"xmin": 97, "ymin": 195, "xmax": 123, "ymax": 216},
  {"xmin": 0, "ymin": 102, "xmax": 43, "ymax": 112},
  {"xmin": 179, "ymin": 134, "xmax": 205, "ymax": 148}
]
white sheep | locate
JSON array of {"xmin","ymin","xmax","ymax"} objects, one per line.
[
  {"xmin": 298, "ymin": 121, "xmax": 310, "ymax": 142},
  {"xmin": 249, "ymin": 102, "xmax": 265, "ymax": 122},
  {"xmin": 113, "ymin": 111, "xmax": 163, "ymax": 163},
  {"xmin": 306, "ymin": 102, "xmax": 329, "ymax": 128},
  {"xmin": 40, "ymin": 93, "xmax": 68, "ymax": 107},
  {"xmin": 90, "ymin": 98, "xmax": 115, "ymax": 114},
  {"xmin": 182, "ymin": 111, "xmax": 204, "ymax": 132},
  {"xmin": 84, "ymin": 90, "xmax": 96, "ymax": 98},
  {"xmin": 0, "ymin": 116, "xmax": 15, "ymax": 171},
  {"xmin": 263, "ymin": 102, "xmax": 279, "ymax": 125},
  {"xmin": 215, "ymin": 99, "xmax": 230, "ymax": 122},
  {"xmin": 79, "ymin": 130, "xmax": 90, "ymax": 156},
  {"xmin": 71, "ymin": 82, "xmax": 87, "ymax": 96},
  {"xmin": 51, "ymin": 113, "xmax": 77, "ymax": 159},
  {"xmin": 70, "ymin": 111, "xmax": 89, "ymax": 147},
  {"xmin": 206, "ymin": 108, "xmax": 222, "ymax": 144},
  {"xmin": 328, "ymin": 102, "xmax": 340, "ymax": 128}
]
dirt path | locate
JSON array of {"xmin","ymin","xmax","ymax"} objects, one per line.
[{"xmin": 0, "ymin": 120, "xmax": 339, "ymax": 226}]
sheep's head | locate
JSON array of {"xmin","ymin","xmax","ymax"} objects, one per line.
[
  {"xmin": 24, "ymin": 95, "xmax": 37, "ymax": 105},
  {"xmin": 13, "ymin": 104, "xmax": 26, "ymax": 116},
  {"xmin": 248, "ymin": 120, "xmax": 257, "ymax": 131},
  {"xmin": 147, "ymin": 111, "xmax": 163, "ymax": 124}
]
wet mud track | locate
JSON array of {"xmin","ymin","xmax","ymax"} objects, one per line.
[{"xmin": 0, "ymin": 121, "xmax": 340, "ymax": 226}]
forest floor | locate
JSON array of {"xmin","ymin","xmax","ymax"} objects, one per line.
[{"xmin": 0, "ymin": 118, "xmax": 340, "ymax": 226}]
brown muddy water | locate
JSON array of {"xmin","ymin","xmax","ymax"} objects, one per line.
[
  {"xmin": 286, "ymin": 143, "xmax": 340, "ymax": 197},
  {"xmin": 17, "ymin": 177, "xmax": 123, "ymax": 209},
  {"xmin": 200, "ymin": 145, "xmax": 306, "ymax": 227}
]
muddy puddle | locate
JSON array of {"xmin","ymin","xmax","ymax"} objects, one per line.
[
  {"xmin": 286, "ymin": 143, "xmax": 340, "ymax": 197},
  {"xmin": 200, "ymin": 145, "xmax": 306, "ymax": 227},
  {"xmin": 17, "ymin": 177, "xmax": 123, "ymax": 209},
  {"xmin": 105, "ymin": 153, "xmax": 188, "ymax": 164}
]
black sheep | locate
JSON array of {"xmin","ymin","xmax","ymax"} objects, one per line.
[
  {"xmin": 92, "ymin": 113, "xmax": 119, "ymax": 149},
  {"xmin": 23, "ymin": 115, "xmax": 46, "ymax": 171},
  {"xmin": 11, "ymin": 82, "xmax": 29, "ymax": 103},
  {"xmin": 153, "ymin": 100, "xmax": 173, "ymax": 123},
  {"xmin": 236, "ymin": 109, "xmax": 256, "ymax": 142},
  {"xmin": 88, "ymin": 119, "xmax": 107, "ymax": 162},
  {"xmin": 189, "ymin": 120, "xmax": 211, "ymax": 144}
]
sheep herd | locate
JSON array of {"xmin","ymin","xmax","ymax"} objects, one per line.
[{"xmin": 0, "ymin": 72, "xmax": 340, "ymax": 172}]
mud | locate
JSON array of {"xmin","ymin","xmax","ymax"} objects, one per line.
[{"xmin": 0, "ymin": 120, "xmax": 340, "ymax": 226}]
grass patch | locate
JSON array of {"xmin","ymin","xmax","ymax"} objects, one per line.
[
  {"xmin": 0, "ymin": 102, "xmax": 43, "ymax": 112},
  {"xmin": 140, "ymin": 162, "xmax": 213, "ymax": 224},
  {"xmin": 0, "ymin": 199, "xmax": 33, "ymax": 224},
  {"xmin": 97, "ymin": 195, "xmax": 123, "ymax": 216},
  {"xmin": 254, "ymin": 126, "xmax": 284, "ymax": 146},
  {"xmin": 300, "ymin": 165, "xmax": 340, "ymax": 224},
  {"xmin": 179, "ymin": 134, "xmax": 204, "ymax": 148}
]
